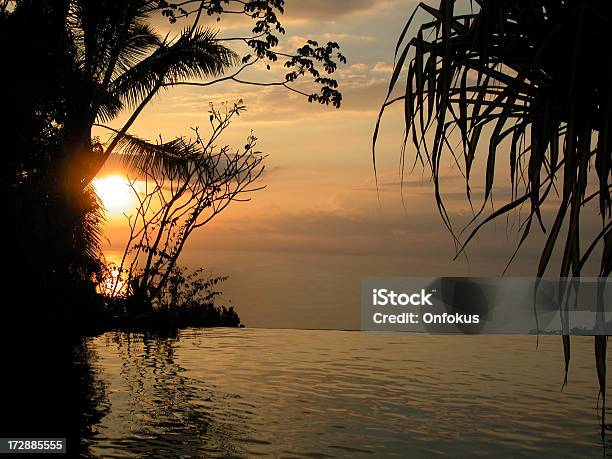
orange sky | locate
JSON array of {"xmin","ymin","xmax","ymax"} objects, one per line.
[{"xmin": 95, "ymin": 0, "xmax": 604, "ymax": 328}]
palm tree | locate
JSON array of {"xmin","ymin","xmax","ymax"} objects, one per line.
[
  {"xmin": 2, "ymin": 0, "xmax": 345, "ymax": 329},
  {"xmin": 374, "ymin": 0, "xmax": 612, "ymax": 424},
  {"xmin": 2, "ymin": 0, "xmax": 237, "ymax": 328},
  {"xmin": 60, "ymin": 0, "xmax": 237, "ymax": 189}
]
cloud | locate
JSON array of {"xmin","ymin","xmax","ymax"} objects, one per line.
[
  {"xmin": 321, "ymin": 33, "xmax": 375, "ymax": 43},
  {"xmin": 372, "ymin": 61, "xmax": 394, "ymax": 74},
  {"xmin": 350, "ymin": 63, "xmax": 368, "ymax": 71},
  {"xmin": 353, "ymin": 174, "xmax": 466, "ymax": 192},
  {"xmin": 282, "ymin": 0, "xmax": 418, "ymax": 22},
  {"xmin": 144, "ymin": 70, "xmax": 389, "ymax": 127},
  {"xmin": 184, "ymin": 204, "xmax": 459, "ymax": 258},
  {"xmin": 283, "ymin": 0, "xmax": 378, "ymax": 21}
]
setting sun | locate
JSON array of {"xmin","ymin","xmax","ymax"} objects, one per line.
[{"xmin": 93, "ymin": 175, "xmax": 135, "ymax": 215}]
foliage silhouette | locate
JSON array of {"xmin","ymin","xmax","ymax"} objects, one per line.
[
  {"xmin": 374, "ymin": 0, "xmax": 611, "ymax": 430},
  {"xmin": 1, "ymin": 0, "xmax": 345, "ymax": 333},
  {"xmin": 104, "ymin": 102, "xmax": 263, "ymax": 310},
  {"xmin": 1, "ymin": 0, "xmax": 345, "ymax": 444}
]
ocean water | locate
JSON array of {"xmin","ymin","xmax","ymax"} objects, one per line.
[{"xmin": 82, "ymin": 329, "xmax": 610, "ymax": 458}]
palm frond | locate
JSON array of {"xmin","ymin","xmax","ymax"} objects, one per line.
[
  {"xmin": 113, "ymin": 132, "xmax": 201, "ymax": 178},
  {"xmin": 94, "ymin": 84, "xmax": 124, "ymax": 123},
  {"xmin": 376, "ymin": 0, "xmax": 612, "ymax": 274},
  {"xmin": 114, "ymin": 22, "xmax": 162, "ymax": 76},
  {"xmin": 376, "ymin": 0, "xmax": 612, "ymax": 403},
  {"xmin": 111, "ymin": 27, "xmax": 237, "ymax": 107},
  {"xmin": 80, "ymin": 184, "xmax": 104, "ymax": 264},
  {"xmin": 69, "ymin": 0, "xmax": 159, "ymax": 78}
]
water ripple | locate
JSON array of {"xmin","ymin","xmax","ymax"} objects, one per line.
[{"xmin": 83, "ymin": 329, "xmax": 610, "ymax": 458}]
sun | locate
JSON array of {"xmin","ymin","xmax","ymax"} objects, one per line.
[{"xmin": 93, "ymin": 175, "xmax": 135, "ymax": 215}]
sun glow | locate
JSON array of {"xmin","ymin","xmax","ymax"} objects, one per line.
[{"xmin": 93, "ymin": 174, "xmax": 135, "ymax": 216}]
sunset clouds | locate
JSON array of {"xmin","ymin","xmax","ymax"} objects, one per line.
[{"xmin": 96, "ymin": 1, "xmax": 603, "ymax": 327}]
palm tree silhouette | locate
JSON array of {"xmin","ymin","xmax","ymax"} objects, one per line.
[
  {"xmin": 375, "ymin": 0, "xmax": 612, "ymax": 428},
  {"xmin": 2, "ymin": 0, "xmax": 346, "ymax": 330},
  {"xmin": 57, "ymin": 1, "xmax": 237, "ymax": 191},
  {"xmin": 1, "ymin": 1, "xmax": 237, "ymax": 330}
]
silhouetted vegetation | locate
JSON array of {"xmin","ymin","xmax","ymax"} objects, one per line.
[
  {"xmin": 100, "ymin": 103, "xmax": 262, "ymax": 329},
  {"xmin": 375, "ymin": 0, "xmax": 611, "ymax": 430},
  {"xmin": 1, "ymin": 0, "xmax": 345, "ymax": 336},
  {"xmin": 1, "ymin": 0, "xmax": 344, "ymax": 448},
  {"xmin": 90, "ymin": 266, "xmax": 242, "ymax": 332}
]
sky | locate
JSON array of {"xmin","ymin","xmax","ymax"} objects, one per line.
[{"xmin": 95, "ymin": 0, "xmax": 605, "ymax": 329}]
